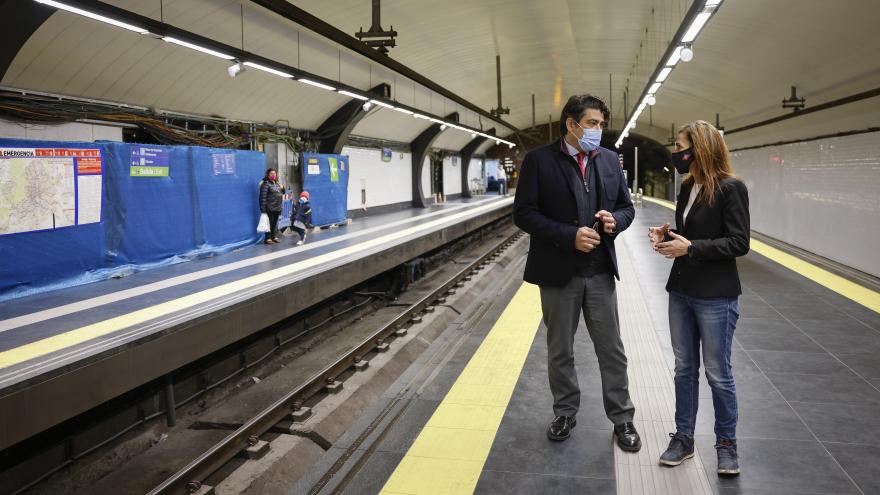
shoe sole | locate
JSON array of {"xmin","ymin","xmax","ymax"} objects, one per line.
[
  {"xmin": 658, "ymin": 452, "xmax": 695, "ymax": 466},
  {"xmin": 717, "ymin": 468, "xmax": 740, "ymax": 476}
]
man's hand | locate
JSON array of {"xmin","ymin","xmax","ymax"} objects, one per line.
[
  {"xmin": 595, "ymin": 210, "xmax": 616, "ymax": 234},
  {"xmin": 575, "ymin": 226, "xmax": 601, "ymax": 253},
  {"xmin": 648, "ymin": 223, "xmax": 670, "ymax": 249}
]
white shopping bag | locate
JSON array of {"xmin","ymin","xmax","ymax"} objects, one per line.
[{"xmin": 256, "ymin": 213, "xmax": 270, "ymax": 233}]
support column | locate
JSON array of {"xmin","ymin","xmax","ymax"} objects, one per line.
[
  {"xmin": 316, "ymin": 83, "xmax": 391, "ymax": 154},
  {"xmin": 458, "ymin": 128, "xmax": 495, "ymax": 199},
  {"xmin": 411, "ymin": 112, "xmax": 458, "ymax": 208}
]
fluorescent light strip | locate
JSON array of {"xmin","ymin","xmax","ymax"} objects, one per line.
[
  {"xmin": 394, "ymin": 107, "xmax": 414, "ymax": 115},
  {"xmin": 656, "ymin": 67, "xmax": 672, "ymax": 83},
  {"xmin": 428, "ymin": 117, "xmax": 444, "ymax": 124},
  {"xmin": 648, "ymin": 82, "xmax": 662, "ymax": 94},
  {"xmin": 242, "ymin": 62, "xmax": 293, "ymax": 78},
  {"xmin": 338, "ymin": 90, "xmax": 369, "ymax": 101},
  {"xmin": 666, "ymin": 46, "xmax": 682, "ymax": 67},
  {"xmin": 164, "ymin": 37, "xmax": 234, "ymax": 60},
  {"xmin": 413, "ymin": 113, "xmax": 429, "ymax": 119},
  {"xmin": 298, "ymin": 78, "xmax": 336, "ymax": 91},
  {"xmin": 682, "ymin": 12, "xmax": 711, "ymax": 43},
  {"xmin": 36, "ymin": 0, "xmax": 149, "ymax": 34},
  {"xmin": 705, "ymin": 0, "xmax": 722, "ymax": 6},
  {"xmin": 371, "ymin": 100, "xmax": 395, "ymax": 109}
]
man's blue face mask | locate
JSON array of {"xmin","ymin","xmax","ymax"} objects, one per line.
[{"xmin": 574, "ymin": 122, "xmax": 602, "ymax": 152}]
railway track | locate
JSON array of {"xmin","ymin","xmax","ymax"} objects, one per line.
[{"xmin": 147, "ymin": 229, "xmax": 526, "ymax": 495}]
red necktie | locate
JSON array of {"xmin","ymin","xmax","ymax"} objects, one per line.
[{"xmin": 577, "ymin": 152, "xmax": 586, "ymax": 178}]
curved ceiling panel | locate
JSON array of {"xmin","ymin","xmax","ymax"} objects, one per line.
[{"xmin": 4, "ymin": 0, "xmax": 879, "ymax": 149}]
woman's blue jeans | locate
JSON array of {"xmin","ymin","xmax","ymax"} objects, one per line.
[{"xmin": 668, "ymin": 291, "xmax": 739, "ymax": 441}]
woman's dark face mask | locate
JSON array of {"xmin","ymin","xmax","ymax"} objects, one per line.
[{"xmin": 671, "ymin": 149, "xmax": 695, "ymax": 174}]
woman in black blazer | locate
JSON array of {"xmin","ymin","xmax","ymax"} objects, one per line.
[{"xmin": 648, "ymin": 120, "xmax": 749, "ymax": 476}]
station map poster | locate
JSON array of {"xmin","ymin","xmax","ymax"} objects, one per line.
[{"xmin": 0, "ymin": 147, "xmax": 102, "ymax": 235}]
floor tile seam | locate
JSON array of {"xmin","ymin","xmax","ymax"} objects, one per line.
[
  {"xmin": 747, "ymin": 291, "xmax": 880, "ymax": 396},
  {"xmin": 702, "ymin": 343, "xmax": 868, "ymax": 494}
]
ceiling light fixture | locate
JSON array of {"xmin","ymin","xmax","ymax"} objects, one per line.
[
  {"xmin": 298, "ymin": 78, "xmax": 336, "ymax": 91},
  {"xmin": 338, "ymin": 90, "xmax": 369, "ymax": 100},
  {"xmin": 243, "ymin": 61, "xmax": 293, "ymax": 78},
  {"xmin": 656, "ymin": 67, "xmax": 672, "ymax": 82},
  {"xmin": 163, "ymin": 36, "xmax": 234, "ymax": 60},
  {"xmin": 681, "ymin": 12, "xmax": 711, "ymax": 43},
  {"xmin": 371, "ymin": 100, "xmax": 395, "ymax": 109},
  {"xmin": 35, "ymin": 0, "xmax": 150, "ymax": 34},
  {"xmin": 227, "ymin": 61, "xmax": 245, "ymax": 78},
  {"xmin": 679, "ymin": 45, "xmax": 694, "ymax": 62},
  {"xmin": 394, "ymin": 107, "xmax": 414, "ymax": 115}
]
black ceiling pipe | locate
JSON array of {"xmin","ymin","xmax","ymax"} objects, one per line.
[{"xmin": 249, "ymin": 0, "xmax": 520, "ymax": 137}]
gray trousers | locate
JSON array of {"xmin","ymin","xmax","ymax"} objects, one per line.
[{"xmin": 540, "ymin": 273, "xmax": 635, "ymax": 425}]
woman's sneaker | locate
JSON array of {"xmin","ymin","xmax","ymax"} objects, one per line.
[
  {"xmin": 716, "ymin": 439, "xmax": 740, "ymax": 475},
  {"xmin": 659, "ymin": 432, "xmax": 695, "ymax": 466}
]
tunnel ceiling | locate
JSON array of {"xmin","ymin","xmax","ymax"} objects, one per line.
[{"xmin": 3, "ymin": 0, "xmax": 880, "ymax": 149}]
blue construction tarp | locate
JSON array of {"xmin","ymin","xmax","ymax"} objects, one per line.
[
  {"xmin": 0, "ymin": 138, "xmax": 266, "ymax": 302},
  {"xmin": 301, "ymin": 152, "xmax": 349, "ymax": 226}
]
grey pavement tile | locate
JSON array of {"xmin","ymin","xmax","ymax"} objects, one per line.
[
  {"xmin": 735, "ymin": 327, "xmax": 825, "ymax": 353},
  {"xmin": 764, "ymin": 369, "xmax": 880, "ymax": 406},
  {"xmin": 475, "ymin": 470, "xmax": 615, "ymax": 495},
  {"xmin": 693, "ymin": 436, "xmax": 861, "ymax": 495},
  {"xmin": 834, "ymin": 352, "xmax": 880, "ymax": 380},
  {"xmin": 746, "ymin": 350, "xmax": 847, "ymax": 375},
  {"xmin": 483, "ymin": 424, "xmax": 616, "ymax": 480},
  {"xmin": 695, "ymin": 397, "xmax": 813, "ymax": 441},
  {"xmin": 790, "ymin": 402, "xmax": 880, "ymax": 445},
  {"xmin": 823, "ymin": 442, "xmax": 880, "ymax": 495}
]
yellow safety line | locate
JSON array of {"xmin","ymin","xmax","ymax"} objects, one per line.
[
  {"xmin": 380, "ymin": 282, "xmax": 542, "ymax": 495},
  {"xmin": 642, "ymin": 196, "xmax": 880, "ymax": 314},
  {"xmin": 0, "ymin": 200, "xmax": 512, "ymax": 370}
]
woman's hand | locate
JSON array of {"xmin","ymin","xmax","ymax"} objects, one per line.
[
  {"xmin": 656, "ymin": 231, "xmax": 692, "ymax": 259},
  {"xmin": 648, "ymin": 223, "xmax": 670, "ymax": 248}
]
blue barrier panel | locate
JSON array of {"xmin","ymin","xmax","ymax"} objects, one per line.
[
  {"xmin": 301, "ymin": 152, "xmax": 349, "ymax": 226},
  {"xmin": 0, "ymin": 138, "xmax": 266, "ymax": 302}
]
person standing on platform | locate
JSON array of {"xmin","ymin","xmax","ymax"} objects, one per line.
[
  {"xmin": 292, "ymin": 191, "xmax": 313, "ymax": 246},
  {"xmin": 259, "ymin": 168, "xmax": 284, "ymax": 244},
  {"xmin": 648, "ymin": 120, "xmax": 749, "ymax": 476},
  {"xmin": 513, "ymin": 94, "xmax": 641, "ymax": 452}
]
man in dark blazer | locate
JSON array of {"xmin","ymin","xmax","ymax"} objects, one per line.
[{"xmin": 513, "ymin": 94, "xmax": 640, "ymax": 451}]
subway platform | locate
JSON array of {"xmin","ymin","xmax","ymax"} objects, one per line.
[
  {"xmin": 0, "ymin": 195, "xmax": 513, "ymax": 453},
  {"xmin": 290, "ymin": 199, "xmax": 880, "ymax": 495}
]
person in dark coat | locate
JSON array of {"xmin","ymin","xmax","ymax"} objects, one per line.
[
  {"xmin": 649, "ymin": 120, "xmax": 749, "ymax": 475},
  {"xmin": 291, "ymin": 191, "xmax": 312, "ymax": 245},
  {"xmin": 513, "ymin": 94, "xmax": 641, "ymax": 452},
  {"xmin": 259, "ymin": 168, "xmax": 285, "ymax": 244}
]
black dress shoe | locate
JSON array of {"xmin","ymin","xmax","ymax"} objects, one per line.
[
  {"xmin": 547, "ymin": 415, "xmax": 576, "ymax": 441},
  {"xmin": 614, "ymin": 422, "xmax": 642, "ymax": 452}
]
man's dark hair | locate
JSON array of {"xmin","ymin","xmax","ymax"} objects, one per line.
[{"xmin": 559, "ymin": 94, "xmax": 610, "ymax": 137}]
